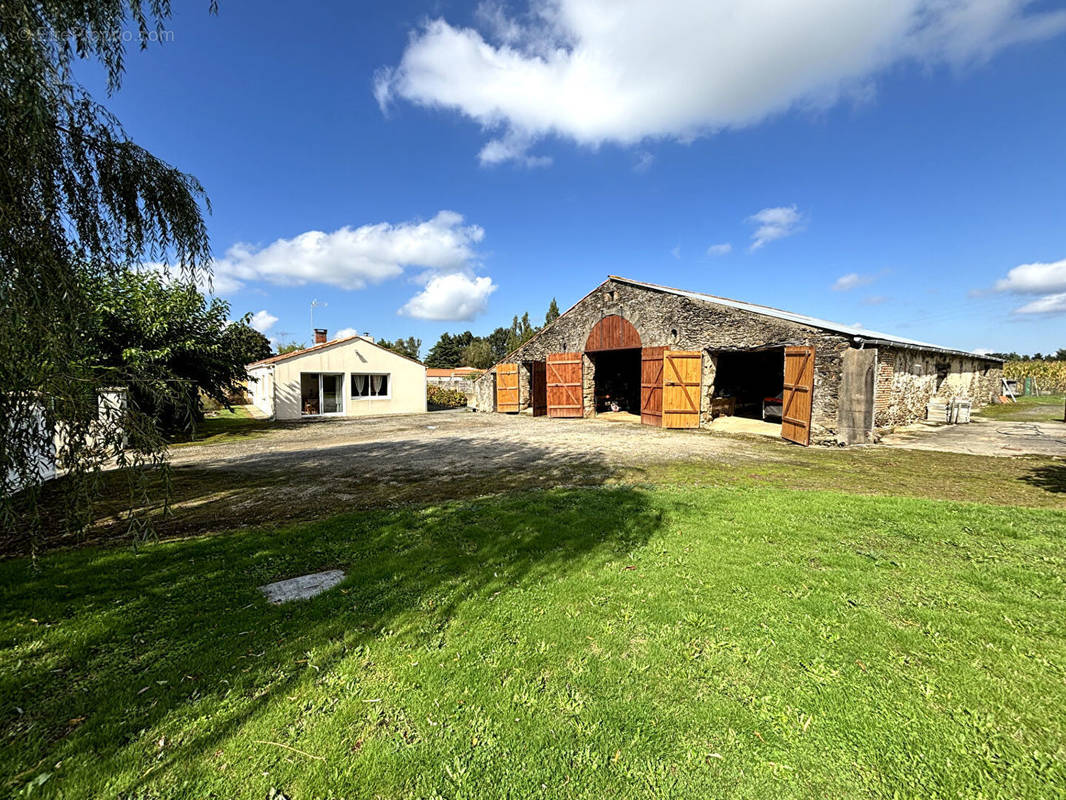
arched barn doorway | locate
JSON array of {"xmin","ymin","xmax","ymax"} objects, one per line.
[{"xmin": 585, "ymin": 315, "xmax": 642, "ymax": 419}]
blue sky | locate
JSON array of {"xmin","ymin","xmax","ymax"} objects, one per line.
[{"xmin": 84, "ymin": 0, "xmax": 1066, "ymax": 355}]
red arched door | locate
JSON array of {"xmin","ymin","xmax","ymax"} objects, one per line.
[{"xmin": 585, "ymin": 315, "xmax": 641, "ymax": 352}]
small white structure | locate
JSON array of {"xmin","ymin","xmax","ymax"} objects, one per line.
[
  {"xmin": 247, "ymin": 330, "xmax": 427, "ymax": 421},
  {"xmin": 5, "ymin": 388, "xmax": 129, "ymax": 495},
  {"xmin": 5, "ymin": 402, "xmax": 55, "ymax": 493}
]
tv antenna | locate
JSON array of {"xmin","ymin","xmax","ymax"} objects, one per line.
[{"xmin": 310, "ymin": 299, "xmax": 327, "ymax": 336}]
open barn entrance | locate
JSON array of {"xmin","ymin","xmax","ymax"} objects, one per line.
[
  {"xmin": 585, "ymin": 314, "xmax": 643, "ymax": 423},
  {"xmin": 711, "ymin": 348, "xmax": 785, "ymax": 429},
  {"xmin": 590, "ymin": 348, "xmax": 641, "ymax": 419}
]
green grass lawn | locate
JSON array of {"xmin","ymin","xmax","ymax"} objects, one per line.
[
  {"xmin": 2, "ymin": 487, "xmax": 1065, "ymax": 798},
  {"xmin": 169, "ymin": 405, "xmax": 272, "ymax": 447},
  {"xmin": 977, "ymin": 394, "xmax": 1066, "ymax": 423}
]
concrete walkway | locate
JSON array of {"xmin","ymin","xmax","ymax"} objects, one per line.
[{"xmin": 880, "ymin": 417, "xmax": 1066, "ymax": 457}]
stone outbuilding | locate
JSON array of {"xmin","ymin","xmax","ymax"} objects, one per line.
[
  {"xmin": 247, "ymin": 329, "xmax": 426, "ymax": 421},
  {"xmin": 472, "ymin": 276, "xmax": 1002, "ymax": 445}
]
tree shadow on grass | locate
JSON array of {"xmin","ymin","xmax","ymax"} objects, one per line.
[
  {"xmin": 0, "ymin": 485, "xmax": 663, "ymax": 796},
  {"xmin": 15, "ymin": 435, "xmax": 619, "ymax": 557},
  {"xmin": 1020, "ymin": 463, "xmax": 1066, "ymax": 494}
]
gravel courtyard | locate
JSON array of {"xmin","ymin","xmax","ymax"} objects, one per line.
[
  {"xmin": 168, "ymin": 409, "xmax": 762, "ymax": 476},
  {"xmin": 36, "ymin": 408, "xmax": 1057, "ymax": 555}
]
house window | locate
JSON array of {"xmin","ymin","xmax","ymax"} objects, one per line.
[{"xmin": 352, "ymin": 373, "xmax": 389, "ymax": 398}]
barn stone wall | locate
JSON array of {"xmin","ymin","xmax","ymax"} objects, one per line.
[
  {"xmin": 474, "ymin": 279, "xmax": 1002, "ymax": 440},
  {"xmin": 473, "ymin": 278, "xmax": 854, "ymax": 440},
  {"xmin": 873, "ymin": 347, "xmax": 1002, "ymax": 428}
]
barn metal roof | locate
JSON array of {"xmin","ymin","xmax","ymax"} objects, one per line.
[{"xmin": 609, "ymin": 276, "xmax": 1002, "ymax": 362}]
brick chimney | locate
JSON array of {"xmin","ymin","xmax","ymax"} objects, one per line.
[{"xmin": 314, "ymin": 328, "xmax": 327, "ymax": 344}]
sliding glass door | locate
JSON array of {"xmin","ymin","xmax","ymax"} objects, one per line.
[
  {"xmin": 300, "ymin": 373, "xmax": 344, "ymax": 416},
  {"xmin": 321, "ymin": 374, "xmax": 342, "ymax": 414},
  {"xmin": 300, "ymin": 373, "xmax": 320, "ymax": 415}
]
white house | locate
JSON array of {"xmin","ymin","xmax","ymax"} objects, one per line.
[{"xmin": 247, "ymin": 329, "xmax": 427, "ymax": 421}]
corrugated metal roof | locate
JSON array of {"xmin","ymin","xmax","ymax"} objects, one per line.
[{"xmin": 609, "ymin": 276, "xmax": 1001, "ymax": 361}]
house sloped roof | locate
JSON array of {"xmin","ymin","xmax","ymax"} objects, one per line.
[
  {"xmin": 610, "ymin": 276, "xmax": 1002, "ymax": 362},
  {"xmin": 247, "ymin": 335, "xmax": 425, "ymax": 368},
  {"xmin": 426, "ymin": 367, "xmax": 482, "ymax": 377}
]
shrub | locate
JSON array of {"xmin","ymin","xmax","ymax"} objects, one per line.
[{"xmin": 427, "ymin": 385, "xmax": 468, "ymax": 409}]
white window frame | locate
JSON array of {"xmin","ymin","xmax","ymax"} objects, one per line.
[
  {"xmin": 351, "ymin": 372, "xmax": 392, "ymax": 400},
  {"xmin": 300, "ymin": 371, "xmax": 346, "ymax": 417}
]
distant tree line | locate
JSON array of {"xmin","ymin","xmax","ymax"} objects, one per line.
[
  {"xmin": 423, "ymin": 298, "xmax": 560, "ymax": 369},
  {"xmin": 380, "ymin": 336, "xmax": 422, "ymax": 361},
  {"xmin": 987, "ymin": 349, "xmax": 1066, "ymax": 361}
]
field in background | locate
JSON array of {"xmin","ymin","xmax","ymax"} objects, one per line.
[{"xmin": 1004, "ymin": 360, "xmax": 1066, "ymax": 394}]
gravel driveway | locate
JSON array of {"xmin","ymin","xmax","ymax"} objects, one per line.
[
  {"xmin": 879, "ymin": 418, "xmax": 1066, "ymax": 457},
  {"xmin": 169, "ymin": 409, "xmax": 760, "ymax": 478},
  {"xmin": 155, "ymin": 411, "xmax": 770, "ymax": 537}
]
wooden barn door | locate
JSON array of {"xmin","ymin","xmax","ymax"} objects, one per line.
[
  {"xmin": 640, "ymin": 346, "xmax": 666, "ymax": 426},
  {"xmin": 782, "ymin": 346, "xmax": 815, "ymax": 446},
  {"xmin": 546, "ymin": 352, "xmax": 583, "ymax": 418},
  {"xmin": 530, "ymin": 360, "xmax": 547, "ymax": 416},
  {"xmin": 496, "ymin": 363, "xmax": 519, "ymax": 413},
  {"xmin": 663, "ymin": 350, "xmax": 702, "ymax": 428}
]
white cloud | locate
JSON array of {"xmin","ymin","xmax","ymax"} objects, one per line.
[
  {"xmin": 248, "ymin": 309, "xmax": 278, "ymax": 334},
  {"xmin": 992, "ymin": 258, "xmax": 1066, "ymax": 315},
  {"xmin": 748, "ymin": 205, "xmax": 803, "ymax": 250},
  {"xmin": 1013, "ymin": 293, "xmax": 1066, "ymax": 315},
  {"xmin": 833, "ymin": 272, "xmax": 876, "ymax": 291},
  {"xmin": 210, "ymin": 211, "xmax": 485, "ymax": 293},
  {"xmin": 994, "ymin": 258, "xmax": 1066, "ymax": 294},
  {"xmin": 862, "ymin": 294, "xmax": 890, "ymax": 305},
  {"xmin": 479, "ymin": 131, "xmax": 553, "ymax": 167},
  {"xmin": 633, "ymin": 150, "xmax": 655, "ymax": 173},
  {"xmin": 670, "ymin": 245, "xmax": 681, "ymax": 259},
  {"xmin": 377, "ymin": 1, "xmax": 1066, "ymax": 164},
  {"xmin": 334, "ymin": 327, "xmax": 359, "ymax": 339},
  {"xmin": 707, "ymin": 243, "xmax": 732, "ymax": 257},
  {"xmin": 399, "ymin": 273, "xmax": 498, "ymax": 320},
  {"xmin": 972, "ymin": 347, "xmax": 996, "ymax": 356}
]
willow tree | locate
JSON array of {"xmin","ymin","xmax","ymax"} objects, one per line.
[{"xmin": 1, "ymin": 2, "xmax": 214, "ymax": 547}]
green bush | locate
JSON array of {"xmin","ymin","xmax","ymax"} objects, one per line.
[{"xmin": 427, "ymin": 384, "xmax": 468, "ymax": 408}]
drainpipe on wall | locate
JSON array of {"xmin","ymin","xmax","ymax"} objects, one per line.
[{"xmin": 269, "ymin": 365, "xmax": 277, "ymax": 421}]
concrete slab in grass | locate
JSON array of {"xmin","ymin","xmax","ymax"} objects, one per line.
[{"xmin": 260, "ymin": 570, "xmax": 345, "ymax": 604}]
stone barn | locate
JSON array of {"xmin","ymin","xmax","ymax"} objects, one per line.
[{"xmin": 472, "ymin": 276, "xmax": 1003, "ymax": 445}]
